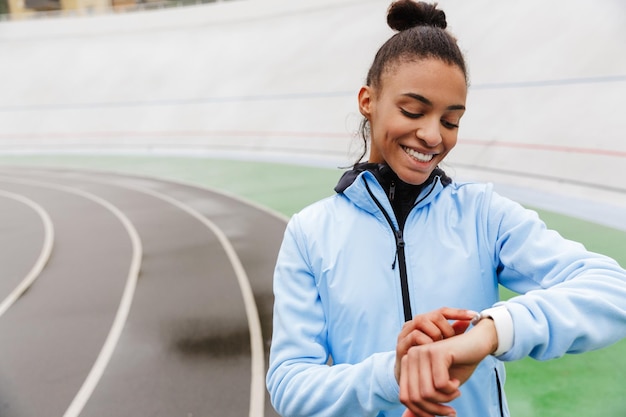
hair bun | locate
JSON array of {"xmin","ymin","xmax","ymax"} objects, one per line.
[{"xmin": 387, "ymin": 0, "xmax": 447, "ymax": 31}]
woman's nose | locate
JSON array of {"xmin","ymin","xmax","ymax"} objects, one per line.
[{"xmin": 415, "ymin": 119, "xmax": 442, "ymax": 147}]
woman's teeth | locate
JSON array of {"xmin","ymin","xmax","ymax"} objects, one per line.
[{"xmin": 402, "ymin": 146, "xmax": 434, "ymax": 162}]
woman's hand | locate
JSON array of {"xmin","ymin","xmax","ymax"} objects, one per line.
[
  {"xmin": 395, "ymin": 307, "xmax": 477, "ymax": 383},
  {"xmin": 399, "ymin": 319, "xmax": 498, "ymax": 417}
]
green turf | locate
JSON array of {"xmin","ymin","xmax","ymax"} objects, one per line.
[{"xmin": 1, "ymin": 154, "xmax": 625, "ymax": 415}]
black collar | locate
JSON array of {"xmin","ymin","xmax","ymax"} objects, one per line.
[{"xmin": 334, "ymin": 162, "xmax": 451, "ymax": 194}]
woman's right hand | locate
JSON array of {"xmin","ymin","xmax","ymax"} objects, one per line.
[{"xmin": 395, "ymin": 307, "xmax": 476, "ymax": 383}]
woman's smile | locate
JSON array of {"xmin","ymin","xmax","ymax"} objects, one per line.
[{"xmin": 401, "ymin": 145, "xmax": 435, "ymax": 163}]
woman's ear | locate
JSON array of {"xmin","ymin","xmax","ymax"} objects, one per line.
[{"xmin": 358, "ymin": 86, "xmax": 372, "ymax": 118}]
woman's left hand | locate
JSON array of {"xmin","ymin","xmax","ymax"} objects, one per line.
[
  {"xmin": 398, "ymin": 319, "xmax": 498, "ymax": 417},
  {"xmin": 395, "ymin": 307, "xmax": 476, "ymax": 383}
]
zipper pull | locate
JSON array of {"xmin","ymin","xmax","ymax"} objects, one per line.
[
  {"xmin": 391, "ymin": 230, "xmax": 404, "ymax": 269},
  {"xmin": 389, "ymin": 181, "xmax": 396, "ymax": 202},
  {"xmin": 395, "ymin": 230, "xmax": 405, "ymax": 248}
]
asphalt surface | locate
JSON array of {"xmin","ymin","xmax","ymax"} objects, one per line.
[{"xmin": 0, "ymin": 166, "xmax": 286, "ymax": 417}]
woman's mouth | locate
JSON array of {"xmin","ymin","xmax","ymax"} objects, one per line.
[{"xmin": 402, "ymin": 146, "xmax": 435, "ymax": 163}]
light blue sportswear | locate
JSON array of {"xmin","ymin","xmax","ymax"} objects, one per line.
[{"xmin": 266, "ymin": 169, "xmax": 626, "ymax": 417}]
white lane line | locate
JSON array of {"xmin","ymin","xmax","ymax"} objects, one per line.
[
  {"xmin": 0, "ymin": 189, "xmax": 54, "ymax": 318},
  {"xmin": 132, "ymin": 172, "xmax": 290, "ymax": 224},
  {"xmin": 0, "ymin": 176, "xmax": 143, "ymax": 417},
  {"xmin": 72, "ymin": 174, "xmax": 266, "ymax": 417}
]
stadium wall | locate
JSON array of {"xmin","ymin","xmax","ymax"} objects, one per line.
[{"xmin": 0, "ymin": 0, "xmax": 624, "ymax": 208}]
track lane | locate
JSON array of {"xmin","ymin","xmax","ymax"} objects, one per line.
[
  {"xmin": 0, "ymin": 190, "xmax": 53, "ymax": 315},
  {"xmin": 0, "ymin": 179, "xmax": 135, "ymax": 417},
  {"xmin": 0, "ymin": 167, "xmax": 285, "ymax": 417},
  {"xmin": 63, "ymin": 179, "xmax": 254, "ymax": 417},
  {"xmin": 75, "ymin": 170, "xmax": 287, "ymax": 417}
]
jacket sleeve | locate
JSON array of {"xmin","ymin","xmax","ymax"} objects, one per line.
[
  {"xmin": 266, "ymin": 213, "xmax": 401, "ymax": 417},
  {"xmin": 484, "ymin": 190, "xmax": 626, "ymax": 362}
]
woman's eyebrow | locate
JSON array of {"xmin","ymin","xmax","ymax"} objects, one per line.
[
  {"xmin": 402, "ymin": 92, "xmax": 465, "ymax": 111},
  {"xmin": 447, "ymin": 104, "xmax": 466, "ymax": 111},
  {"xmin": 402, "ymin": 92, "xmax": 432, "ymax": 106}
]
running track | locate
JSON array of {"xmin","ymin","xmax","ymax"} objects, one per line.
[{"xmin": 0, "ymin": 166, "xmax": 284, "ymax": 417}]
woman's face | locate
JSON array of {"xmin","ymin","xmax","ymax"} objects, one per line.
[{"xmin": 358, "ymin": 58, "xmax": 467, "ymax": 185}]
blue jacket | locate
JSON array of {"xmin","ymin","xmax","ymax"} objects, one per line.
[{"xmin": 266, "ymin": 168, "xmax": 626, "ymax": 417}]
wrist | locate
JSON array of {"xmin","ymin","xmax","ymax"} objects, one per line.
[
  {"xmin": 473, "ymin": 318, "xmax": 499, "ymax": 356},
  {"xmin": 471, "ymin": 306, "xmax": 514, "ymax": 356}
]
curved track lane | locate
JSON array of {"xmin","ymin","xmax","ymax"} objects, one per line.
[
  {"xmin": 0, "ymin": 189, "xmax": 53, "ymax": 317},
  {"xmin": 0, "ymin": 177, "xmax": 135, "ymax": 417},
  {"xmin": 0, "ymin": 166, "xmax": 285, "ymax": 417}
]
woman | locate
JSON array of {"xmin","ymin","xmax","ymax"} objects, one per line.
[{"xmin": 265, "ymin": 1, "xmax": 626, "ymax": 416}]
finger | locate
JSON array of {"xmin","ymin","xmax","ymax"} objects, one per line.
[
  {"xmin": 399, "ymin": 352, "xmax": 414, "ymax": 409},
  {"xmin": 411, "ymin": 315, "xmax": 453, "ymax": 341},
  {"xmin": 399, "ymin": 319, "xmax": 418, "ymax": 338},
  {"xmin": 408, "ymin": 329, "xmax": 437, "ymax": 346},
  {"xmin": 430, "ymin": 348, "xmax": 461, "ymax": 396},
  {"xmin": 437, "ymin": 307, "xmax": 478, "ymax": 321},
  {"xmin": 400, "ymin": 351, "xmax": 434, "ymax": 417},
  {"xmin": 398, "ymin": 321, "xmax": 435, "ymax": 348},
  {"xmin": 402, "ymin": 407, "xmax": 434, "ymax": 417},
  {"xmin": 402, "ymin": 308, "xmax": 477, "ymax": 347},
  {"xmin": 410, "ymin": 348, "xmax": 458, "ymax": 417},
  {"xmin": 452, "ymin": 319, "xmax": 471, "ymax": 335},
  {"xmin": 415, "ymin": 320, "xmax": 447, "ymax": 341},
  {"xmin": 397, "ymin": 329, "xmax": 434, "ymax": 362},
  {"xmin": 416, "ymin": 308, "xmax": 475, "ymax": 339}
]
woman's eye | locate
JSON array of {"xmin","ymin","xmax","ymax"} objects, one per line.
[
  {"xmin": 441, "ymin": 119, "xmax": 460, "ymax": 129},
  {"xmin": 400, "ymin": 108, "xmax": 422, "ymax": 119}
]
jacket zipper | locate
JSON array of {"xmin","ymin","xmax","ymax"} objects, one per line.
[
  {"xmin": 363, "ymin": 178, "xmax": 412, "ymax": 322},
  {"xmin": 361, "ymin": 176, "xmax": 441, "ymax": 322},
  {"xmin": 394, "ymin": 229, "xmax": 412, "ymax": 322},
  {"xmin": 494, "ymin": 368, "xmax": 505, "ymax": 417}
]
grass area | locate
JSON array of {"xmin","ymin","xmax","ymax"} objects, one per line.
[{"xmin": 1, "ymin": 154, "xmax": 625, "ymax": 415}]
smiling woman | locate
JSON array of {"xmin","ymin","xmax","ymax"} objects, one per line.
[{"xmin": 264, "ymin": 2, "xmax": 626, "ymax": 417}]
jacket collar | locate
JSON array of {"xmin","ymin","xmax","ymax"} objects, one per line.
[
  {"xmin": 334, "ymin": 162, "xmax": 451, "ymax": 193},
  {"xmin": 335, "ymin": 163, "xmax": 451, "ymax": 218}
]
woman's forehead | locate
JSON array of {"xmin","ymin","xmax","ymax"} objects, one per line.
[{"xmin": 377, "ymin": 58, "xmax": 467, "ymax": 101}]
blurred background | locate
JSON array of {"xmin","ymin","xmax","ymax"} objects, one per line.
[
  {"xmin": 1, "ymin": 0, "xmax": 625, "ymax": 213},
  {"xmin": 0, "ymin": 0, "xmax": 625, "ymax": 416}
]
